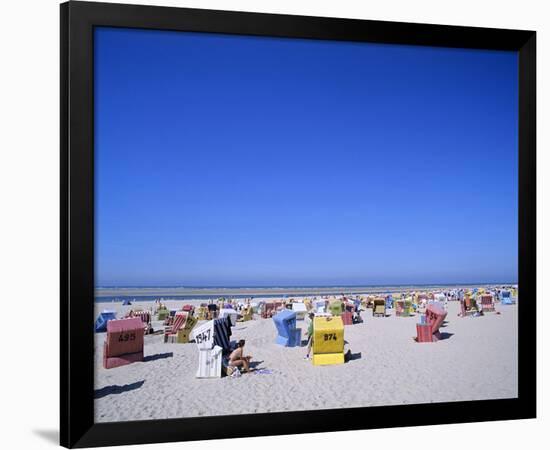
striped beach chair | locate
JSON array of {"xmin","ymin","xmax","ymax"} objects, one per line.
[
  {"xmin": 262, "ymin": 301, "xmax": 282, "ymax": 318},
  {"xmin": 395, "ymin": 299, "xmax": 412, "ymax": 317},
  {"xmin": 213, "ymin": 316, "xmax": 233, "ymax": 353},
  {"xmin": 480, "ymin": 295, "xmax": 495, "ymax": 312},
  {"xmin": 163, "ymin": 312, "xmax": 188, "ymax": 343},
  {"xmin": 130, "ymin": 310, "xmax": 152, "ymax": 334}
]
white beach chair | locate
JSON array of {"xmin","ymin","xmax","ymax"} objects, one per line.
[
  {"xmin": 314, "ymin": 300, "xmax": 326, "ymax": 314},
  {"xmin": 196, "ymin": 345, "xmax": 223, "ymax": 378},
  {"xmin": 218, "ymin": 308, "xmax": 238, "ymax": 326},
  {"xmin": 192, "ymin": 321, "xmax": 222, "ymax": 378},
  {"xmin": 292, "ymin": 302, "xmax": 308, "ymax": 320}
]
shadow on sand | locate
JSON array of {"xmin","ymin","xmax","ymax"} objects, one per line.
[
  {"xmin": 94, "ymin": 380, "xmax": 145, "ymax": 399},
  {"xmin": 437, "ymin": 332, "xmax": 454, "ymax": 340},
  {"xmin": 143, "ymin": 352, "xmax": 173, "ymax": 362},
  {"xmin": 346, "ymin": 352, "xmax": 362, "ymax": 362},
  {"xmin": 249, "ymin": 360, "xmax": 265, "ymax": 370}
]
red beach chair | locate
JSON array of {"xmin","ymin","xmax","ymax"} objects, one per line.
[
  {"xmin": 182, "ymin": 304, "xmax": 195, "ymax": 315},
  {"xmin": 425, "ymin": 303, "xmax": 447, "ymax": 340},
  {"xmin": 480, "ymin": 295, "xmax": 495, "ymax": 313},
  {"xmin": 416, "ymin": 323, "xmax": 433, "ymax": 343},
  {"xmin": 262, "ymin": 301, "xmax": 283, "ymax": 318},
  {"xmin": 341, "ymin": 311, "xmax": 353, "ymax": 325},
  {"xmin": 103, "ymin": 317, "xmax": 144, "ymax": 369},
  {"xmin": 163, "ymin": 312, "xmax": 187, "ymax": 343}
]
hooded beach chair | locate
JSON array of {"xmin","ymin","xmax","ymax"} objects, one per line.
[
  {"xmin": 395, "ymin": 299, "xmax": 412, "ymax": 317},
  {"xmin": 463, "ymin": 294, "xmax": 478, "ymax": 314},
  {"xmin": 291, "ymin": 302, "xmax": 307, "ymax": 320},
  {"xmin": 373, "ymin": 298, "xmax": 386, "ymax": 317},
  {"xmin": 129, "ymin": 310, "xmax": 152, "ymax": 334},
  {"xmin": 416, "ymin": 318, "xmax": 433, "ymax": 343},
  {"xmin": 196, "ymin": 305, "xmax": 208, "ymax": 320},
  {"xmin": 314, "ymin": 300, "xmax": 326, "ymax": 314},
  {"xmin": 262, "ymin": 300, "xmax": 283, "ymax": 319},
  {"xmin": 500, "ymin": 290, "xmax": 514, "ymax": 305},
  {"xmin": 312, "ymin": 316, "xmax": 345, "ymax": 366},
  {"xmin": 207, "ymin": 303, "xmax": 218, "ymax": 319},
  {"xmin": 95, "ymin": 310, "xmax": 117, "ymax": 333},
  {"xmin": 238, "ymin": 306, "xmax": 254, "ymax": 322},
  {"xmin": 480, "ymin": 295, "xmax": 495, "ymax": 312},
  {"xmin": 416, "ymin": 303, "xmax": 447, "ymax": 343},
  {"xmin": 156, "ymin": 305, "xmax": 169, "ymax": 321},
  {"xmin": 262, "ymin": 301, "xmax": 277, "ymax": 318},
  {"xmin": 163, "ymin": 312, "xmax": 187, "ymax": 343},
  {"xmin": 385, "ymin": 295, "xmax": 395, "ymax": 310},
  {"xmin": 213, "ymin": 317, "xmax": 233, "ymax": 353},
  {"xmin": 341, "ymin": 311, "xmax": 353, "ymax": 325},
  {"xmin": 425, "ymin": 303, "xmax": 448, "ymax": 341},
  {"xmin": 272, "ymin": 310, "xmax": 302, "ymax": 347},
  {"xmin": 329, "ymin": 300, "xmax": 344, "ymax": 316},
  {"xmin": 219, "ymin": 308, "xmax": 238, "ymax": 326},
  {"xmin": 103, "ymin": 317, "xmax": 144, "ymax": 369},
  {"xmin": 192, "ymin": 320, "xmax": 223, "ymax": 378},
  {"xmin": 182, "ymin": 304, "xmax": 195, "ymax": 315},
  {"xmin": 164, "ymin": 312, "xmax": 197, "ymax": 343}
]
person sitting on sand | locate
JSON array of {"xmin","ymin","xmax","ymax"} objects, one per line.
[{"xmin": 229, "ymin": 339, "xmax": 252, "ymax": 373}]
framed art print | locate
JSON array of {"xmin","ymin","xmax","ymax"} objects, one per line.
[{"xmin": 60, "ymin": 1, "xmax": 536, "ymax": 447}]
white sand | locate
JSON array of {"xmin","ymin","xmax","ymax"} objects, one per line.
[{"xmin": 94, "ymin": 300, "xmax": 518, "ymax": 423}]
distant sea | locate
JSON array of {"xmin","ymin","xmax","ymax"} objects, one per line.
[{"xmin": 94, "ymin": 282, "xmax": 516, "ymax": 303}]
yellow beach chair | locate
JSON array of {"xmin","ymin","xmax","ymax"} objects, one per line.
[
  {"xmin": 196, "ymin": 306, "xmax": 208, "ymax": 321},
  {"xmin": 312, "ymin": 316, "xmax": 344, "ymax": 366},
  {"xmin": 238, "ymin": 307, "xmax": 253, "ymax": 322}
]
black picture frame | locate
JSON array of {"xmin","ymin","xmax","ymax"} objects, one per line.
[{"xmin": 60, "ymin": 1, "xmax": 536, "ymax": 448}]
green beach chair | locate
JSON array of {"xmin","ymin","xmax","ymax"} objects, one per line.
[
  {"xmin": 157, "ymin": 307, "xmax": 169, "ymax": 321},
  {"xmin": 329, "ymin": 300, "xmax": 344, "ymax": 316}
]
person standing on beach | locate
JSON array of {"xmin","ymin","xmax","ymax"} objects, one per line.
[{"xmin": 304, "ymin": 312, "xmax": 315, "ymax": 360}]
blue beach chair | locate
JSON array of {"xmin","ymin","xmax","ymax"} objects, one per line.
[
  {"xmin": 95, "ymin": 310, "xmax": 117, "ymax": 333},
  {"xmin": 272, "ymin": 310, "xmax": 301, "ymax": 347}
]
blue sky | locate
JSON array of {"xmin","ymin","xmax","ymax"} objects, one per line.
[{"xmin": 94, "ymin": 27, "xmax": 518, "ymax": 287}]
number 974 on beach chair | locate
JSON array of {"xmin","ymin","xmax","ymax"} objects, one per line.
[{"xmin": 312, "ymin": 316, "xmax": 344, "ymax": 366}]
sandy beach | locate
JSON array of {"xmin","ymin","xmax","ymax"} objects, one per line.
[{"xmin": 94, "ymin": 297, "xmax": 518, "ymax": 423}]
